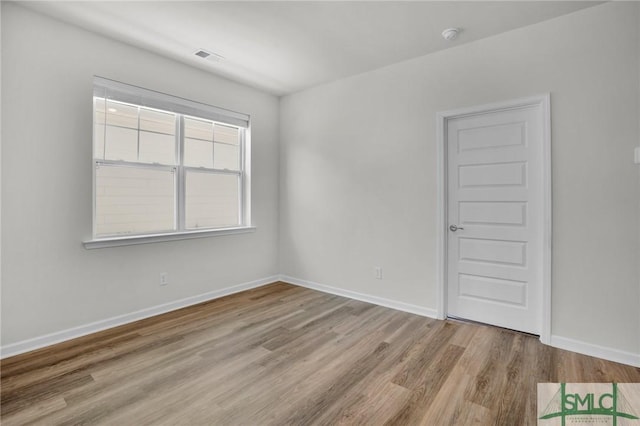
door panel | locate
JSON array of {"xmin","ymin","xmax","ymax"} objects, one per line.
[
  {"xmin": 457, "ymin": 122, "xmax": 526, "ymax": 152},
  {"xmin": 458, "ymin": 274, "xmax": 526, "ymax": 306},
  {"xmin": 459, "ymin": 238, "xmax": 526, "ymax": 266},
  {"xmin": 447, "ymin": 105, "xmax": 543, "ymax": 334},
  {"xmin": 459, "ymin": 201, "xmax": 527, "ymax": 227},
  {"xmin": 458, "ymin": 162, "xmax": 527, "ymax": 188}
]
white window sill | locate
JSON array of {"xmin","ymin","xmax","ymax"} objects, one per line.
[{"xmin": 83, "ymin": 226, "xmax": 256, "ymax": 249}]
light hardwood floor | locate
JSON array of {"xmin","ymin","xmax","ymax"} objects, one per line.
[{"xmin": 2, "ymin": 282, "xmax": 639, "ymax": 425}]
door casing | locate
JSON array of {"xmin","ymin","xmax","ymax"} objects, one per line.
[{"xmin": 435, "ymin": 94, "xmax": 552, "ymax": 344}]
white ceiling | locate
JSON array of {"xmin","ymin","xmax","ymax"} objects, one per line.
[{"xmin": 22, "ymin": 1, "xmax": 601, "ymax": 96}]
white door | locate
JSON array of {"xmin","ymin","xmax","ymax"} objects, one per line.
[{"xmin": 446, "ymin": 100, "xmax": 547, "ymax": 335}]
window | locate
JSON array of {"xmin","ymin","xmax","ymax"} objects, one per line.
[{"xmin": 87, "ymin": 77, "xmax": 252, "ymax": 248}]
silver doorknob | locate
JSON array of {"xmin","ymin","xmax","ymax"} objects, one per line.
[{"xmin": 449, "ymin": 224, "xmax": 464, "ymax": 232}]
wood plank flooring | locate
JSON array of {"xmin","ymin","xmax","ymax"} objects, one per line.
[{"xmin": 2, "ymin": 282, "xmax": 639, "ymax": 425}]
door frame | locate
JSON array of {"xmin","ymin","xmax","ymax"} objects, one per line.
[{"xmin": 435, "ymin": 94, "xmax": 552, "ymax": 344}]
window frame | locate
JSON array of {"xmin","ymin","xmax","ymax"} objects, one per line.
[{"xmin": 84, "ymin": 77, "xmax": 254, "ymax": 249}]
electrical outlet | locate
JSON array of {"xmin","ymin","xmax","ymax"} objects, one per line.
[
  {"xmin": 374, "ymin": 267, "xmax": 382, "ymax": 280},
  {"xmin": 160, "ymin": 272, "xmax": 169, "ymax": 286}
]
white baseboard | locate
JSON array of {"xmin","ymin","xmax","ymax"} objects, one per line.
[
  {"xmin": 550, "ymin": 335, "xmax": 640, "ymax": 368},
  {"xmin": 279, "ymin": 275, "xmax": 438, "ymax": 319},
  {"xmin": 0, "ymin": 275, "xmax": 280, "ymax": 359},
  {"xmin": 283, "ymin": 275, "xmax": 639, "ymax": 368},
  {"xmin": 4, "ymin": 274, "xmax": 638, "ymax": 369}
]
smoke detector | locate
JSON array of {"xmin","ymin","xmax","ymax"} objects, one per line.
[{"xmin": 441, "ymin": 28, "xmax": 460, "ymax": 41}]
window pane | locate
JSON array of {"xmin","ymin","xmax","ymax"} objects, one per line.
[
  {"xmin": 94, "ymin": 98, "xmax": 106, "ymax": 160},
  {"xmin": 214, "ymin": 143, "xmax": 239, "ymax": 171},
  {"xmin": 214, "ymin": 124, "xmax": 239, "ymax": 145},
  {"xmin": 184, "ymin": 117, "xmax": 213, "ymax": 141},
  {"xmin": 94, "ymin": 124, "xmax": 105, "ymax": 160},
  {"xmin": 139, "ymin": 131, "xmax": 175, "ymax": 165},
  {"xmin": 185, "ymin": 171, "xmax": 239, "ymax": 229},
  {"xmin": 95, "ymin": 165, "xmax": 175, "ymax": 236},
  {"xmin": 104, "ymin": 126, "xmax": 137, "ymax": 162},
  {"xmin": 95, "ymin": 97, "xmax": 106, "ymax": 125},
  {"xmin": 106, "ymin": 101, "xmax": 138, "ymax": 128},
  {"xmin": 184, "ymin": 138, "xmax": 213, "ymax": 168},
  {"xmin": 140, "ymin": 108, "xmax": 175, "ymax": 135}
]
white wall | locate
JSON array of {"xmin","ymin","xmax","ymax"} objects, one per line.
[
  {"xmin": 0, "ymin": 2, "xmax": 3, "ymax": 339},
  {"xmin": 2, "ymin": 1, "xmax": 639, "ymax": 365},
  {"xmin": 1, "ymin": 3, "xmax": 280, "ymax": 347},
  {"xmin": 637, "ymin": 3, "xmax": 640, "ymax": 361},
  {"xmin": 280, "ymin": 2, "xmax": 640, "ymax": 359}
]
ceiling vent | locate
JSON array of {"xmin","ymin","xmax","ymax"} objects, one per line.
[{"xmin": 194, "ymin": 49, "xmax": 224, "ymax": 61}]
